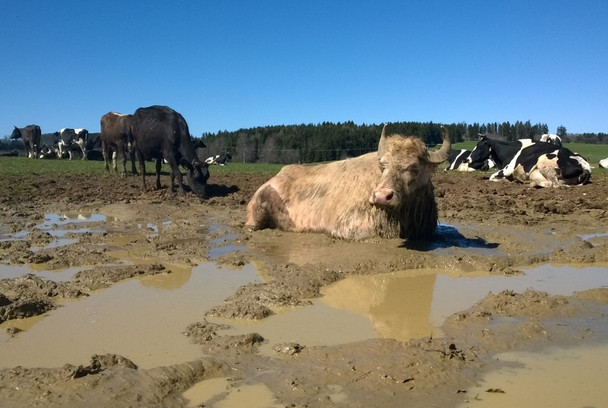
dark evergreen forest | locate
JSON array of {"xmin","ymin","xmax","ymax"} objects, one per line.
[
  {"xmin": 2, "ymin": 121, "xmax": 606, "ymax": 164},
  {"xmin": 201, "ymin": 120, "xmax": 607, "ymax": 164}
]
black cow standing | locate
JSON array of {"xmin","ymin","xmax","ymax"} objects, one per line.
[
  {"xmin": 100, "ymin": 112, "xmax": 137, "ymax": 176},
  {"xmin": 131, "ymin": 105, "xmax": 209, "ymax": 198},
  {"xmin": 10, "ymin": 125, "xmax": 41, "ymax": 158}
]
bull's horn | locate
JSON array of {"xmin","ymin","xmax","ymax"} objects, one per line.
[
  {"xmin": 378, "ymin": 124, "xmax": 389, "ymax": 156},
  {"xmin": 427, "ymin": 126, "xmax": 451, "ymax": 164}
]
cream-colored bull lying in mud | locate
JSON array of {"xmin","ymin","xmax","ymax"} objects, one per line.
[{"xmin": 246, "ymin": 125, "xmax": 450, "ymax": 240}]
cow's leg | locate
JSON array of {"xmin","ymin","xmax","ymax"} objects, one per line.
[
  {"xmin": 102, "ymin": 142, "xmax": 111, "ymax": 172},
  {"xmin": 528, "ymin": 169, "xmax": 553, "ymax": 188},
  {"xmin": 112, "ymin": 151, "xmax": 119, "ymax": 174},
  {"xmin": 136, "ymin": 151, "xmax": 147, "ymax": 192},
  {"xmin": 129, "ymin": 150, "xmax": 138, "ymax": 175},
  {"xmin": 155, "ymin": 159, "xmax": 162, "ymax": 190},
  {"xmin": 166, "ymin": 158, "xmax": 185, "ymax": 194},
  {"xmin": 120, "ymin": 148, "xmax": 128, "ymax": 177}
]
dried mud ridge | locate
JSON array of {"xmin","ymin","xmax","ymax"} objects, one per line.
[{"xmin": 1, "ymin": 171, "xmax": 608, "ymax": 407}]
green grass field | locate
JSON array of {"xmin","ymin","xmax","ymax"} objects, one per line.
[
  {"xmin": 0, "ymin": 156, "xmax": 284, "ymax": 177},
  {"xmin": 1, "ymin": 143, "xmax": 607, "ymax": 178}
]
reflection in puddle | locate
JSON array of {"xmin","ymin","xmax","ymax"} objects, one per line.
[
  {"xmin": 457, "ymin": 344, "xmax": 608, "ymax": 408},
  {"xmin": 209, "ymin": 244, "xmax": 247, "ymax": 260},
  {"xmin": 322, "ymin": 264, "xmax": 608, "ymax": 341},
  {"xmin": 183, "ymin": 377, "xmax": 283, "ymax": 408},
  {"xmin": 403, "ymin": 223, "xmax": 499, "ymax": 251},
  {"xmin": 0, "ymin": 213, "xmax": 106, "ymax": 250},
  {"xmin": 0, "ymin": 263, "xmax": 260, "ymax": 369},
  {"xmin": 220, "ymin": 264, "xmax": 608, "ymax": 357},
  {"xmin": 0, "ymin": 264, "xmax": 82, "ymax": 282},
  {"xmin": 137, "ymin": 219, "xmax": 171, "ymax": 233}
]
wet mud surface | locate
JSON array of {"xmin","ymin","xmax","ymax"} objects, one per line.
[{"xmin": 1, "ymin": 169, "xmax": 608, "ymax": 407}]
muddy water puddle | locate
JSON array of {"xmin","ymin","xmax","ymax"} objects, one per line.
[
  {"xmin": 0, "ymin": 263, "xmax": 260, "ymax": 369},
  {"xmin": 182, "ymin": 377, "xmax": 284, "ymax": 408},
  {"xmin": 219, "ymin": 264, "xmax": 608, "ymax": 352},
  {"xmin": 457, "ymin": 344, "xmax": 608, "ymax": 408}
]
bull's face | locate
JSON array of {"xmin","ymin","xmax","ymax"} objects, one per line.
[
  {"xmin": 369, "ymin": 126, "xmax": 450, "ymax": 208},
  {"xmin": 10, "ymin": 127, "xmax": 21, "ymax": 139},
  {"xmin": 370, "ymin": 150, "xmax": 424, "ymax": 208},
  {"xmin": 186, "ymin": 161, "xmax": 210, "ymax": 198}
]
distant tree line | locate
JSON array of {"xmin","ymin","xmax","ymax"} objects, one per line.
[
  {"xmin": 2, "ymin": 121, "xmax": 606, "ymax": 162},
  {"xmin": 201, "ymin": 121, "xmax": 607, "ymax": 164}
]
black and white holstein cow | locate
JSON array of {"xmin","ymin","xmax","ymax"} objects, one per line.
[
  {"xmin": 445, "ymin": 149, "xmax": 495, "ymax": 171},
  {"xmin": 539, "ymin": 133, "xmax": 562, "ymax": 147},
  {"xmin": 205, "ymin": 152, "xmax": 232, "ymax": 166},
  {"xmin": 57, "ymin": 128, "xmax": 89, "ymax": 159},
  {"xmin": 467, "ymin": 136, "xmax": 591, "ymax": 187},
  {"xmin": 100, "ymin": 112, "xmax": 137, "ymax": 176},
  {"xmin": 10, "ymin": 125, "xmax": 41, "ymax": 158},
  {"xmin": 38, "ymin": 132, "xmax": 61, "ymax": 158},
  {"xmin": 599, "ymin": 158, "xmax": 608, "ymax": 169},
  {"xmin": 131, "ymin": 105, "xmax": 210, "ymax": 198}
]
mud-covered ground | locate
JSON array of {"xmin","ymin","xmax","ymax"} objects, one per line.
[{"xmin": 1, "ymin": 167, "xmax": 608, "ymax": 407}]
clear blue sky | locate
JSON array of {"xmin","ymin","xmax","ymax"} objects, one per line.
[{"xmin": 1, "ymin": 1, "xmax": 607, "ymax": 138}]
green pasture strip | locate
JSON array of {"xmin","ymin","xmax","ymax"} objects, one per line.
[
  {"xmin": 0, "ymin": 157, "xmax": 108, "ymax": 176},
  {"xmin": 207, "ymin": 162, "xmax": 284, "ymax": 175},
  {"xmin": 0, "ymin": 157, "xmax": 284, "ymax": 177},
  {"xmin": 564, "ymin": 143, "xmax": 608, "ymax": 164},
  {"xmin": 2, "ymin": 154, "xmax": 605, "ymax": 179}
]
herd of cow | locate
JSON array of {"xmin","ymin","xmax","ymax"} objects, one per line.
[
  {"xmin": 8, "ymin": 106, "xmax": 606, "ymax": 241},
  {"xmin": 444, "ymin": 132, "xmax": 597, "ymax": 187}
]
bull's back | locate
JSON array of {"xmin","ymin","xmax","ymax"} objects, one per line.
[
  {"xmin": 132, "ymin": 106, "xmax": 181, "ymax": 156},
  {"xmin": 248, "ymin": 153, "xmax": 379, "ymax": 235}
]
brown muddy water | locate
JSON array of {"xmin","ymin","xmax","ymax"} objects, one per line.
[{"xmin": 2, "ymin": 209, "xmax": 608, "ymax": 407}]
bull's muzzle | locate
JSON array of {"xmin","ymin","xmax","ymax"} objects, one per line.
[{"xmin": 369, "ymin": 187, "xmax": 395, "ymax": 206}]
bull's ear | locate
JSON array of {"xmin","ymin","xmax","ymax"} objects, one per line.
[{"xmin": 377, "ymin": 124, "xmax": 388, "ymax": 156}]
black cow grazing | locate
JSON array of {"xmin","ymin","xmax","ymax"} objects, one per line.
[
  {"xmin": 58, "ymin": 128, "xmax": 89, "ymax": 159},
  {"xmin": 131, "ymin": 105, "xmax": 210, "ymax": 198},
  {"xmin": 100, "ymin": 112, "xmax": 137, "ymax": 175},
  {"xmin": 10, "ymin": 125, "xmax": 41, "ymax": 158},
  {"xmin": 468, "ymin": 136, "xmax": 591, "ymax": 187}
]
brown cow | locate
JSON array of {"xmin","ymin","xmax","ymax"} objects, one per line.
[
  {"xmin": 246, "ymin": 125, "xmax": 450, "ymax": 240},
  {"xmin": 100, "ymin": 112, "xmax": 137, "ymax": 176},
  {"xmin": 10, "ymin": 125, "xmax": 41, "ymax": 159}
]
